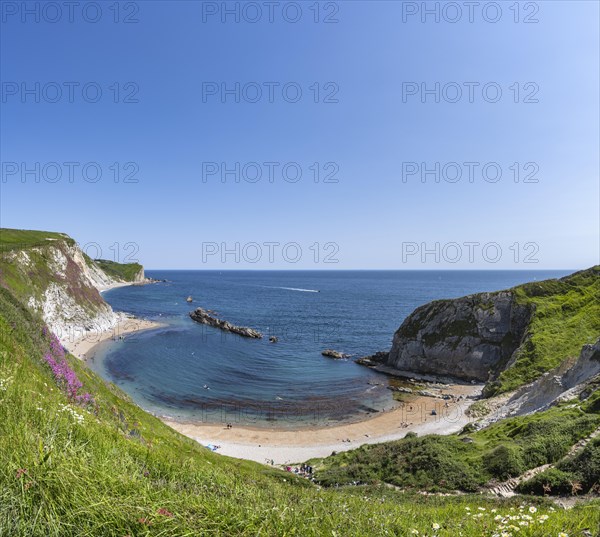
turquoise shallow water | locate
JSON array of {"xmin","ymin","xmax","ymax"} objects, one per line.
[{"xmin": 90, "ymin": 270, "xmax": 570, "ymax": 426}]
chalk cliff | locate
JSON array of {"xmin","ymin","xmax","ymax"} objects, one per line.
[{"xmin": 0, "ymin": 229, "xmax": 149, "ymax": 345}]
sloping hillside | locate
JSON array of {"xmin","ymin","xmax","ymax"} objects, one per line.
[{"xmin": 94, "ymin": 259, "xmax": 145, "ymax": 283}]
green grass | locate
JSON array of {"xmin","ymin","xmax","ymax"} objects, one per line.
[
  {"xmin": 94, "ymin": 259, "xmax": 144, "ymax": 282},
  {"xmin": 485, "ymin": 266, "xmax": 600, "ymax": 395},
  {"xmin": 0, "ymin": 228, "xmax": 74, "ymax": 252},
  {"xmin": 1, "ymin": 280, "xmax": 598, "ymax": 535},
  {"xmin": 311, "ymin": 404, "xmax": 600, "ymax": 493}
]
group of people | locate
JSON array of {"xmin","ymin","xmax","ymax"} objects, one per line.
[{"xmin": 285, "ymin": 464, "xmax": 313, "ymax": 478}]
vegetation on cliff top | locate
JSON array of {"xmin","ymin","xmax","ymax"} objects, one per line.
[
  {"xmin": 0, "ymin": 229, "xmax": 104, "ymax": 314},
  {"xmin": 486, "ymin": 266, "xmax": 600, "ymax": 395},
  {"xmin": 94, "ymin": 258, "xmax": 144, "ymax": 282},
  {"xmin": 0, "ymin": 228, "xmax": 75, "ymax": 252},
  {"xmin": 0, "ymin": 229, "xmax": 143, "ymax": 316}
]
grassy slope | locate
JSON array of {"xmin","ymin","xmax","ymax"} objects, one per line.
[
  {"xmin": 312, "ymin": 402, "xmax": 600, "ymax": 492},
  {"xmin": 0, "ymin": 280, "xmax": 598, "ymax": 534},
  {"xmin": 94, "ymin": 259, "xmax": 143, "ymax": 282},
  {"xmin": 487, "ymin": 266, "xmax": 600, "ymax": 395},
  {"xmin": 0, "ymin": 228, "xmax": 74, "ymax": 251}
]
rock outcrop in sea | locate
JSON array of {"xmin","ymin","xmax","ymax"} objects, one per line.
[
  {"xmin": 321, "ymin": 349, "xmax": 349, "ymax": 359},
  {"xmin": 385, "ymin": 291, "xmax": 532, "ymax": 382},
  {"xmin": 189, "ymin": 307, "xmax": 263, "ymax": 338}
]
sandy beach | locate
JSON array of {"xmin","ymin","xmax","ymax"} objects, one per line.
[
  {"xmin": 66, "ymin": 314, "xmax": 165, "ymax": 360},
  {"xmin": 65, "ymin": 280, "xmax": 164, "ymax": 360},
  {"xmin": 165, "ymin": 382, "xmax": 482, "ymax": 465}
]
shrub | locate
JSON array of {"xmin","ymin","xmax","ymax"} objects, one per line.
[
  {"xmin": 483, "ymin": 444, "xmax": 525, "ymax": 480},
  {"xmin": 518, "ymin": 468, "xmax": 576, "ymax": 495}
]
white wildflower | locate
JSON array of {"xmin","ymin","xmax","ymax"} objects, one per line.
[{"xmin": 0, "ymin": 376, "xmax": 13, "ymax": 391}]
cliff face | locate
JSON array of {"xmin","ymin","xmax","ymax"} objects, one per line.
[
  {"xmin": 384, "ymin": 267, "xmax": 599, "ymax": 393},
  {"xmin": 0, "ymin": 229, "xmax": 147, "ymax": 345},
  {"xmin": 386, "ymin": 291, "xmax": 532, "ymax": 382}
]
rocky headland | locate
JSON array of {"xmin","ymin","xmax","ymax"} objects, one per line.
[
  {"xmin": 386, "ymin": 291, "xmax": 532, "ymax": 382},
  {"xmin": 357, "ymin": 267, "xmax": 599, "ymax": 398}
]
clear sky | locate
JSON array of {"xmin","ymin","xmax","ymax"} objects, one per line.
[{"xmin": 1, "ymin": 0, "xmax": 598, "ymax": 269}]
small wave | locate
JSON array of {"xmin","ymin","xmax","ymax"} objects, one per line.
[{"xmin": 265, "ymin": 286, "xmax": 319, "ymax": 293}]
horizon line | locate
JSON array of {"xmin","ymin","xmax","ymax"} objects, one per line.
[{"xmin": 142, "ymin": 267, "xmax": 581, "ymax": 272}]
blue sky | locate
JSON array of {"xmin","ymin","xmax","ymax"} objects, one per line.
[{"xmin": 1, "ymin": 0, "xmax": 598, "ymax": 269}]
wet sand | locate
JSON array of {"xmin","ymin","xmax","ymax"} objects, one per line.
[{"xmin": 66, "ymin": 314, "xmax": 165, "ymax": 360}]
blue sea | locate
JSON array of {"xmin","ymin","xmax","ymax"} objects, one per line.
[{"xmin": 91, "ymin": 270, "xmax": 571, "ymax": 427}]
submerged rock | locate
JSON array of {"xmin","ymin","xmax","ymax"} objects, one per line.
[{"xmin": 189, "ymin": 308, "xmax": 262, "ymax": 339}]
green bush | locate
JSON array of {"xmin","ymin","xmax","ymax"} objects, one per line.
[
  {"xmin": 483, "ymin": 445, "xmax": 525, "ymax": 480},
  {"xmin": 316, "ymin": 435, "xmax": 484, "ymax": 492},
  {"xmin": 518, "ymin": 439, "xmax": 600, "ymax": 496}
]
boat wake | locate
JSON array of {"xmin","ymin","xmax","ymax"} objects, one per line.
[{"xmin": 265, "ymin": 286, "xmax": 320, "ymax": 293}]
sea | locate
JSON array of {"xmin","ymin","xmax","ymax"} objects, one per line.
[{"xmin": 89, "ymin": 270, "xmax": 571, "ymax": 428}]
